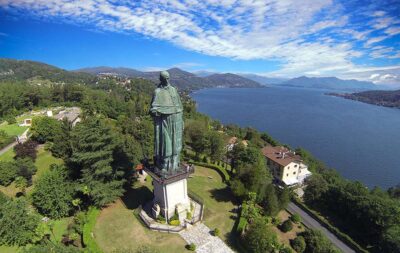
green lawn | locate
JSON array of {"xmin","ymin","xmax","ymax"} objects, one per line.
[
  {"xmin": 94, "ymin": 193, "xmax": 187, "ymax": 253},
  {"xmin": 0, "ymin": 146, "xmax": 63, "ymax": 197},
  {"xmin": 0, "ymin": 122, "xmax": 28, "ymax": 137},
  {"xmin": 93, "ymin": 166, "xmax": 240, "ymax": 253},
  {"xmin": 188, "ymin": 166, "xmax": 239, "ymax": 248},
  {"xmin": 0, "ymin": 148, "xmax": 15, "ymax": 162},
  {"xmin": 33, "ymin": 146, "xmax": 63, "ymax": 181},
  {"xmin": 0, "ymin": 245, "xmax": 20, "ymax": 253},
  {"xmin": 51, "ymin": 217, "xmax": 73, "ymax": 243}
]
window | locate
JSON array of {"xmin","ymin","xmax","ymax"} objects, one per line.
[
  {"xmin": 286, "ymin": 173, "xmax": 289, "ymax": 177},
  {"xmin": 293, "ymin": 172, "xmax": 296, "ymax": 175}
]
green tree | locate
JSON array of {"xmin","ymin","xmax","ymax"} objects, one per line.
[
  {"xmin": 0, "ymin": 198, "xmax": 40, "ymax": 246},
  {"xmin": 32, "ymin": 165, "xmax": 74, "ymax": 218},
  {"xmin": 302, "ymin": 229, "xmax": 340, "ymax": 253},
  {"xmin": 186, "ymin": 121, "xmax": 209, "ymax": 155},
  {"xmin": 291, "ymin": 236, "xmax": 306, "ymax": 253},
  {"xmin": 15, "ymin": 176, "xmax": 28, "ymax": 196},
  {"xmin": 70, "ymin": 117, "xmax": 125, "ymax": 207},
  {"xmin": 303, "ymin": 174, "xmax": 328, "ymax": 204},
  {"xmin": 51, "ymin": 118, "xmax": 72, "ymax": 158},
  {"xmin": 278, "ymin": 187, "xmax": 291, "ymax": 210},
  {"xmin": 207, "ymin": 131, "xmax": 225, "ymax": 162},
  {"xmin": 280, "ymin": 219, "xmax": 293, "ymax": 233},
  {"xmin": 243, "ymin": 218, "xmax": 278, "ymax": 253},
  {"xmin": 0, "ymin": 161, "xmax": 18, "ymax": 186},
  {"xmin": 16, "ymin": 157, "xmax": 37, "ymax": 185},
  {"xmin": 263, "ymin": 184, "xmax": 280, "ymax": 216},
  {"xmin": 30, "ymin": 116, "xmax": 62, "ymax": 143},
  {"xmin": 382, "ymin": 225, "xmax": 400, "ymax": 253},
  {"xmin": 14, "ymin": 140, "xmax": 38, "ymax": 161}
]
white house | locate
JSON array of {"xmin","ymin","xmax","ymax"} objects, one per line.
[{"xmin": 262, "ymin": 146, "xmax": 311, "ymax": 187}]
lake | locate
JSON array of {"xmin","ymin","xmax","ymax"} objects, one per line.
[{"xmin": 191, "ymin": 87, "xmax": 400, "ymax": 189}]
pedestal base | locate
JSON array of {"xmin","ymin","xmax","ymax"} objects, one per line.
[{"xmin": 153, "ymin": 178, "xmax": 190, "ymax": 220}]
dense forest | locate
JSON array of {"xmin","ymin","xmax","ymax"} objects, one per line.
[
  {"xmin": 0, "ymin": 59, "xmax": 399, "ymax": 253},
  {"xmin": 329, "ymin": 89, "xmax": 400, "ymax": 108}
]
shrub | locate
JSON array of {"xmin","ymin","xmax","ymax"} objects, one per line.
[
  {"xmin": 237, "ymin": 217, "xmax": 247, "ymax": 234},
  {"xmin": 186, "ymin": 211, "xmax": 192, "ymax": 219},
  {"xmin": 280, "ymin": 220, "xmax": 293, "ymax": 233},
  {"xmin": 0, "ymin": 161, "xmax": 18, "ymax": 186},
  {"xmin": 243, "ymin": 218, "xmax": 278, "ymax": 253},
  {"xmin": 157, "ymin": 216, "xmax": 166, "ymax": 224},
  {"xmin": 31, "ymin": 165, "xmax": 74, "ymax": 218},
  {"xmin": 272, "ymin": 217, "xmax": 281, "ymax": 226},
  {"xmin": 291, "ymin": 236, "xmax": 306, "ymax": 253},
  {"xmin": 0, "ymin": 198, "xmax": 40, "ymax": 246},
  {"xmin": 5, "ymin": 116, "xmax": 16, "ymax": 124},
  {"xmin": 291, "ymin": 214, "xmax": 301, "ymax": 224},
  {"xmin": 187, "ymin": 243, "xmax": 196, "ymax": 251},
  {"xmin": 14, "ymin": 140, "xmax": 39, "ymax": 161},
  {"xmin": 169, "ymin": 220, "xmax": 180, "ymax": 226},
  {"xmin": 214, "ymin": 228, "xmax": 220, "ymax": 236},
  {"xmin": 280, "ymin": 246, "xmax": 293, "ymax": 253}
]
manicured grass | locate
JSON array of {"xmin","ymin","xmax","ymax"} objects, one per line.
[
  {"xmin": 0, "ymin": 182, "xmax": 19, "ymax": 198},
  {"xmin": 33, "ymin": 146, "xmax": 63, "ymax": 181},
  {"xmin": 0, "ymin": 148, "xmax": 15, "ymax": 162},
  {"xmin": 0, "ymin": 245, "xmax": 19, "ymax": 253},
  {"xmin": 94, "ymin": 199, "xmax": 187, "ymax": 253},
  {"xmin": 51, "ymin": 217, "xmax": 73, "ymax": 243},
  {"xmin": 0, "ymin": 122, "xmax": 28, "ymax": 137},
  {"xmin": 188, "ymin": 166, "xmax": 238, "ymax": 246}
]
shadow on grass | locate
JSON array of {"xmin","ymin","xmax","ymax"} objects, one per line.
[
  {"xmin": 121, "ymin": 185, "xmax": 153, "ymax": 210},
  {"xmin": 210, "ymin": 186, "xmax": 239, "ymax": 205}
]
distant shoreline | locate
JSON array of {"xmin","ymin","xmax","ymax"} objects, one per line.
[{"xmin": 327, "ymin": 92, "xmax": 400, "ymax": 110}]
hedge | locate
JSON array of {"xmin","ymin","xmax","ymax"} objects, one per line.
[
  {"xmin": 82, "ymin": 208, "xmax": 102, "ymax": 253},
  {"xmin": 236, "ymin": 217, "xmax": 247, "ymax": 234},
  {"xmin": 189, "ymin": 161, "xmax": 230, "ymax": 182},
  {"xmin": 291, "ymin": 198, "xmax": 368, "ymax": 253}
]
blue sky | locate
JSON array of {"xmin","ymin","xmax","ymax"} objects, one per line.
[{"xmin": 0, "ymin": 0, "xmax": 400, "ymax": 86}]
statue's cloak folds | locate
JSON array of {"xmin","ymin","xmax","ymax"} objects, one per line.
[{"xmin": 151, "ymin": 85, "xmax": 183, "ymax": 162}]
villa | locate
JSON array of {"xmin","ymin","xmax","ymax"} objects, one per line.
[{"xmin": 262, "ymin": 146, "xmax": 312, "ymax": 187}]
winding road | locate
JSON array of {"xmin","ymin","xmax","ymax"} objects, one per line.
[{"xmin": 287, "ymin": 202, "xmax": 355, "ymax": 253}]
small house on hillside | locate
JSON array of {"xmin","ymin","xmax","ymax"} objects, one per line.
[
  {"xmin": 262, "ymin": 146, "xmax": 311, "ymax": 187},
  {"xmin": 226, "ymin": 136, "xmax": 238, "ymax": 151},
  {"xmin": 54, "ymin": 107, "xmax": 81, "ymax": 126}
]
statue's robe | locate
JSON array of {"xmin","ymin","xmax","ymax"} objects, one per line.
[{"xmin": 150, "ymin": 84, "xmax": 183, "ymax": 173}]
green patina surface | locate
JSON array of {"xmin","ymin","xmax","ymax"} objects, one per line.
[{"xmin": 150, "ymin": 71, "xmax": 184, "ymax": 174}]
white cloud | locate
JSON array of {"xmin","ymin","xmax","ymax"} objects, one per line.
[{"xmin": 1, "ymin": 0, "xmax": 399, "ymax": 85}]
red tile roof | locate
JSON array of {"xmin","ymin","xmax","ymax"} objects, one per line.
[{"xmin": 261, "ymin": 146, "xmax": 302, "ymax": 167}]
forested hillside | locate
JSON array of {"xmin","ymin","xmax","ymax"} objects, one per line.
[
  {"xmin": 331, "ymin": 89, "xmax": 400, "ymax": 108},
  {"xmin": 0, "ymin": 59, "xmax": 399, "ymax": 253}
]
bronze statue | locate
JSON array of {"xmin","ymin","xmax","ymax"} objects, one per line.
[{"xmin": 150, "ymin": 71, "xmax": 184, "ymax": 175}]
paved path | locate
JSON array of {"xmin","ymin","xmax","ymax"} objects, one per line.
[
  {"xmin": 179, "ymin": 223, "xmax": 234, "ymax": 253},
  {"xmin": 287, "ymin": 202, "xmax": 355, "ymax": 253},
  {"xmin": 0, "ymin": 141, "xmax": 17, "ymax": 156},
  {"xmin": 0, "ymin": 129, "xmax": 29, "ymax": 156}
]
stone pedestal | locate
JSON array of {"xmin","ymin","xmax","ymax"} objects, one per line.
[{"xmin": 153, "ymin": 178, "xmax": 190, "ymax": 220}]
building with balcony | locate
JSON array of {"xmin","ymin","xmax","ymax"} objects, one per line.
[{"xmin": 262, "ymin": 146, "xmax": 311, "ymax": 186}]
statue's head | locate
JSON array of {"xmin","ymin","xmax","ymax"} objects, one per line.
[{"xmin": 159, "ymin": 71, "xmax": 170, "ymax": 86}]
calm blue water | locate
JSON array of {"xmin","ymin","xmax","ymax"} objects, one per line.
[{"xmin": 191, "ymin": 87, "xmax": 400, "ymax": 189}]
